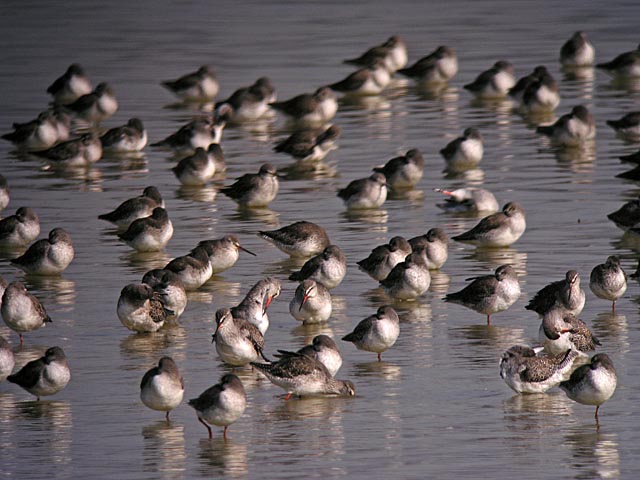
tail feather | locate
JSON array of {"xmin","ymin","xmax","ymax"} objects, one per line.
[
  {"xmin": 536, "ymin": 125, "xmax": 554, "ymax": 136},
  {"xmin": 288, "ymin": 271, "xmax": 303, "ymax": 281},
  {"xmin": 342, "ymin": 332, "xmax": 357, "ymax": 342}
]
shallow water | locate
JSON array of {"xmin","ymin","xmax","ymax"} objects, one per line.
[{"xmin": 1, "ymin": 0, "xmax": 640, "ymax": 478}]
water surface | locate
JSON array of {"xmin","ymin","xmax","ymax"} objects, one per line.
[{"xmin": 1, "ymin": 0, "xmax": 640, "ymax": 478}]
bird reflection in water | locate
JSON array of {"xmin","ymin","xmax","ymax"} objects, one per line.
[
  {"xmin": 39, "ymin": 163, "xmax": 105, "ymax": 193},
  {"xmin": 341, "ymin": 208, "xmax": 389, "ymax": 227},
  {"xmin": 289, "ymin": 322, "xmax": 335, "ymax": 345},
  {"xmin": 183, "ymin": 289, "xmax": 214, "ymax": 305},
  {"xmin": 277, "ymin": 160, "xmax": 338, "ymax": 181},
  {"xmin": 141, "ymin": 421, "xmax": 186, "ymax": 478},
  {"xmin": 564, "ymin": 427, "xmax": 620, "ymax": 479},
  {"xmin": 11, "ymin": 400, "xmax": 73, "ymax": 477},
  {"xmin": 122, "ymin": 250, "xmax": 172, "ymax": 274},
  {"xmin": 101, "ymin": 154, "xmax": 149, "ymax": 180},
  {"xmin": 197, "ymin": 438, "xmax": 248, "ymax": 478},
  {"xmin": 442, "ymin": 166, "xmax": 485, "ymax": 183},
  {"xmin": 561, "ymin": 67, "xmax": 594, "ymax": 100},
  {"xmin": 414, "ymin": 83, "xmax": 457, "ymax": 102},
  {"xmin": 469, "ymin": 97, "xmax": 514, "ymax": 116},
  {"xmin": 592, "ymin": 312, "xmax": 629, "ymax": 352},
  {"xmin": 386, "ymin": 188, "xmax": 424, "ymax": 205},
  {"xmin": 227, "ymin": 116, "xmax": 275, "ymax": 141},
  {"xmin": 449, "ymin": 324, "xmax": 527, "ymax": 367},
  {"xmin": 175, "ymin": 185, "xmax": 218, "ymax": 203},
  {"xmin": 119, "ymin": 328, "xmax": 185, "ymax": 363},
  {"xmin": 339, "ymin": 94, "xmax": 391, "ymax": 114},
  {"xmin": 503, "ymin": 392, "xmax": 574, "ymax": 434},
  {"xmin": 608, "ymin": 77, "xmax": 640, "ymax": 94},
  {"xmin": 224, "ymin": 206, "xmax": 279, "ymax": 226},
  {"xmin": 521, "ymin": 109, "xmax": 557, "ymax": 129},
  {"xmin": 24, "ymin": 276, "xmax": 76, "ymax": 307},
  {"xmin": 395, "ymin": 302, "xmax": 432, "ymax": 324},
  {"xmin": 352, "ymin": 360, "xmax": 402, "ymax": 380},
  {"xmin": 195, "ymin": 278, "xmax": 240, "ymax": 302},
  {"xmin": 263, "ymin": 255, "xmax": 309, "ymax": 278},
  {"xmin": 429, "ymin": 270, "xmax": 451, "ymax": 295},
  {"xmin": 554, "ymin": 142, "xmax": 596, "ymax": 174},
  {"xmin": 465, "ymin": 246, "xmax": 528, "ymax": 276}
]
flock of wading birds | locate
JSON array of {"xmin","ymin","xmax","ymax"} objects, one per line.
[{"xmin": 2, "ymin": 31, "xmax": 640, "ymax": 438}]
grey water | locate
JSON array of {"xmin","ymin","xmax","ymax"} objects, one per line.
[{"xmin": 1, "ymin": 0, "xmax": 640, "ymax": 478}]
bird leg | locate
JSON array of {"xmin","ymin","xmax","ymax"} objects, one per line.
[{"xmin": 198, "ymin": 417, "xmax": 213, "ymax": 439}]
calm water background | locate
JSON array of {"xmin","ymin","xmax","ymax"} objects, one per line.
[{"xmin": 1, "ymin": 0, "xmax": 640, "ymax": 478}]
